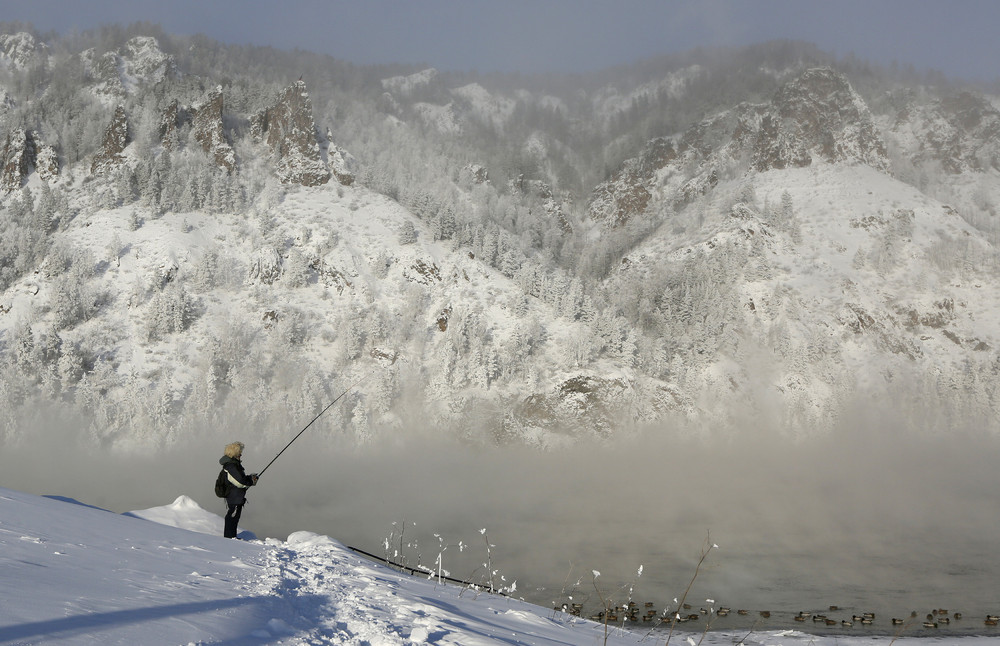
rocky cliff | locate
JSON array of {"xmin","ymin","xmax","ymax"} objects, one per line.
[
  {"xmin": 0, "ymin": 32, "xmax": 45, "ymax": 70},
  {"xmin": 751, "ymin": 67, "xmax": 888, "ymax": 172},
  {"xmin": 91, "ymin": 105, "xmax": 129, "ymax": 174},
  {"xmin": 0, "ymin": 129, "xmax": 58, "ymax": 192},
  {"xmin": 588, "ymin": 137, "xmax": 678, "ymax": 226},
  {"xmin": 888, "ymin": 90, "xmax": 1000, "ymax": 174},
  {"xmin": 1, "ymin": 129, "xmax": 34, "ymax": 192},
  {"xmin": 192, "ymin": 88, "xmax": 236, "ymax": 172},
  {"xmin": 251, "ymin": 80, "xmax": 331, "ymax": 186},
  {"xmin": 82, "ymin": 36, "xmax": 177, "ymax": 99},
  {"xmin": 588, "ymin": 68, "xmax": 888, "ymax": 227}
]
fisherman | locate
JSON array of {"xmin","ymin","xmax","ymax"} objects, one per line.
[{"xmin": 219, "ymin": 441, "xmax": 258, "ymax": 538}]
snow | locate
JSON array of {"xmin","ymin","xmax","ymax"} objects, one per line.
[{"xmin": 1, "ymin": 486, "xmax": 995, "ymax": 645}]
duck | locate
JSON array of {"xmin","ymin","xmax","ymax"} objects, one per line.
[{"xmin": 892, "ymin": 618, "xmax": 905, "ymax": 625}]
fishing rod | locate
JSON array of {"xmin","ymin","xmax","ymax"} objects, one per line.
[
  {"xmin": 257, "ymin": 371, "xmax": 377, "ymax": 478},
  {"xmin": 344, "ymin": 545, "xmax": 511, "ymax": 597}
]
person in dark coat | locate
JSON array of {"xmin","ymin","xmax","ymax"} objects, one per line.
[{"xmin": 219, "ymin": 441, "xmax": 258, "ymax": 538}]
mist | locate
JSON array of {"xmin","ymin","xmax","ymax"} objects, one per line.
[{"xmin": 3, "ymin": 400, "xmax": 999, "ymax": 620}]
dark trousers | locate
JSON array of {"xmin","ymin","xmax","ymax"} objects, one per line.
[{"xmin": 224, "ymin": 503, "xmax": 243, "ymax": 538}]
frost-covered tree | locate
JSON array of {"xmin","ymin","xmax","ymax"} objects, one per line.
[
  {"xmin": 50, "ymin": 249, "xmax": 98, "ymax": 331},
  {"xmin": 398, "ymin": 220, "xmax": 417, "ymax": 245},
  {"xmin": 144, "ymin": 283, "xmax": 197, "ymax": 341}
]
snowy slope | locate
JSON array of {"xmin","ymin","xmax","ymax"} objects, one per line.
[
  {"xmin": 3, "ymin": 485, "xmax": 995, "ymax": 646},
  {"xmin": 0, "ymin": 33, "xmax": 997, "ymax": 449},
  {"xmin": 602, "ymin": 156, "xmax": 1000, "ymax": 433}
]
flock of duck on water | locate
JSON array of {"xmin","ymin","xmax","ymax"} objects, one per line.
[{"xmin": 557, "ymin": 601, "xmax": 1000, "ymax": 631}]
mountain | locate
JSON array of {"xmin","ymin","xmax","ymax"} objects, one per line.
[{"xmin": 0, "ymin": 29, "xmax": 997, "ymax": 452}]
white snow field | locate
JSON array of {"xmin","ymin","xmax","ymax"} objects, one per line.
[{"xmin": 0, "ymin": 486, "xmax": 995, "ymax": 645}]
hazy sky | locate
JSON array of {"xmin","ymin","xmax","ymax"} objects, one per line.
[{"xmin": 1, "ymin": 0, "xmax": 997, "ymax": 81}]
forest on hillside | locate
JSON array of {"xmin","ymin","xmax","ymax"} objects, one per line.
[{"xmin": 0, "ymin": 22, "xmax": 998, "ymax": 448}]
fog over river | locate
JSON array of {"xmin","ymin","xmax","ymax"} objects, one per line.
[{"xmin": 4, "ymin": 404, "xmax": 1000, "ymax": 635}]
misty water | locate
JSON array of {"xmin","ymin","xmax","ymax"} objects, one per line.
[{"xmin": 4, "ymin": 410, "xmax": 1000, "ymax": 638}]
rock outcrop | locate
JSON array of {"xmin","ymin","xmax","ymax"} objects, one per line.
[
  {"xmin": 0, "ymin": 32, "xmax": 45, "ymax": 70},
  {"xmin": 91, "ymin": 105, "xmax": 129, "ymax": 175},
  {"xmin": 0, "ymin": 129, "xmax": 58, "ymax": 191},
  {"xmin": 251, "ymin": 80, "xmax": 330, "ymax": 186},
  {"xmin": 589, "ymin": 138, "xmax": 677, "ymax": 227},
  {"xmin": 588, "ymin": 67, "xmax": 888, "ymax": 227},
  {"xmin": 121, "ymin": 36, "xmax": 176, "ymax": 86},
  {"xmin": 159, "ymin": 99, "xmax": 181, "ymax": 151},
  {"xmin": 461, "ymin": 164, "xmax": 490, "ymax": 185},
  {"xmin": 89, "ymin": 50, "xmax": 127, "ymax": 98},
  {"xmin": 1, "ymin": 129, "xmax": 34, "ymax": 192},
  {"xmin": 192, "ymin": 88, "xmax": 236, "ymax": 172},
  {"xmin": 81, "ymin": 36, "xmax": 177, "ymax": 98},
  {"xmin": 327, "ymin": 143, "xmax": 356, "ymax": 186},
  {"xmin": 889, "ymin": 91, "xmax": 1000, "ymax": 174},
  {"xmin": 752, "ymin": 67, "xmax": 888, "ymax": 172},
  {"xmin": 34, "ymin": 137, "xmax": 58, "ymax": 182}
]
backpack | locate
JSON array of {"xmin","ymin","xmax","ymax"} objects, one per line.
[{"xmin": 214, "ymin": 469, "xmax": 231, "ymax": 498}]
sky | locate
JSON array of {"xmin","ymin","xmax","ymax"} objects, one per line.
[{"xmin": 0, "ymin": 0, "xmax": 998, "ymax": 82}]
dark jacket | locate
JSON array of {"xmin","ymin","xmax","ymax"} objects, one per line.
[{"xmin": 219, "ymin": 455, "xmax": 255, "ymax": 505}]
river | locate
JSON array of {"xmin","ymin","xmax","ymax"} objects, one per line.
[{"xmin": 3, "ymin": 416, "xmax": 999, "ymax": 638}]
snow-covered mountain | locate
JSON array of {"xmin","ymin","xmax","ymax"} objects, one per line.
[{"xmin": 0, "ymin": 29, "xmax": 997, "ymax": 455}]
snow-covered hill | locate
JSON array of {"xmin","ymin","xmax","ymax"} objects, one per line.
[
  {"xmin": 3, "ymin": 485, "xmax": 995, "ymax": 645},
  {"xmin": 604, "ymin": 161, "xmax": 998, "ymax": 433},
  {"xmin": 0, "ymin": 29, "xmax": 997, "ymax": 453}
]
